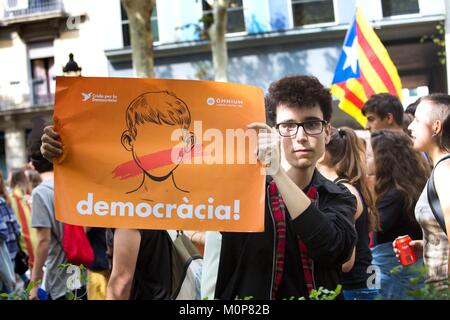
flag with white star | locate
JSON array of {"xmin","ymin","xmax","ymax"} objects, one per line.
[{"xmin": 331, "ymin": 8, "xmax": 403, "ymax": 128}]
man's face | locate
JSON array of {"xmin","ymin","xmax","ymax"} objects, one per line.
[
  {"xmin": 131, "ymin": 121, "xmax": 183, "ymax": 179},
  {"xmin": 365, "ymin": 112, "xmax": 391, "ymax": 132},
  {"xmin": 408, "ymin": 101, "xmax": 434, "ymax": 152},
  {"xmin": 275, "ymin": 103, "xmax": 330, "ymax": 170}
]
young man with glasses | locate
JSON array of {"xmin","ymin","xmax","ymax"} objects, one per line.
[{"xmin": 209, "ymin": 76, "xmax": 357, "ymax": 300}]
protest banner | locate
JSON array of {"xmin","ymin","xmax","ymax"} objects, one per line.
[{"xmin": 54, "ymin": 76, "xmax": 266, "ymax": 232}]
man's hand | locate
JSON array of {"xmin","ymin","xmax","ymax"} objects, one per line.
[
  {"xmin": 40, "ymin": 125, "xmax": 63, "ymax": 162},
  {"xmin": 248, "ymin": 122, "xmax": 281, "ymax": 176}
]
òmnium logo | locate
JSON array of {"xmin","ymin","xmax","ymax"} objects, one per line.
[
  {"xmin": 81, "ymin": 92, "xmax": 117, "ymax": 103},
  {"xmin": 206, "ymin": 97, "xmax": 243, "ymax": 108}
]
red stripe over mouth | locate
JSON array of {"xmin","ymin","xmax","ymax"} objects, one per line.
[{"xmin": 112, "ymin": 144, "xmax": 205, "ymax": 180}]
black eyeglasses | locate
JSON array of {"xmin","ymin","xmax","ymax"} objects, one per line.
[{"xmin": 276, "ymin": 120, "xmax": 328, "ymax": 137}]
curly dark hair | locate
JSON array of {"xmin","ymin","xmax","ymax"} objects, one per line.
[
  {"xmin": 265, "ymin": 76, "xmax": 332, "ymax": 126},
  {"xmin": 371, "ymin": 130, "xmax": 430, "ymax": 219}
]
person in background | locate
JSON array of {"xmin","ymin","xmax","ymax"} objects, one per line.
[
  {"xmin": 398, "ymin": 93, "xmax": 450, "ymax": 290},
  {"xmin": 0, "ymin": 209, "xmax": 15, "ymax": 294},
  {"xmin": 8, "ymin": 168, "xmax": 37, "ymax": 269},
  {"xmin": 0, "ymin": 171, "xmax": 21, "ymax": 294},
  {"xmin": 29, "ymin": 124, "xmax": 86, "ymax": 300},
  {"xmin": 318, "ymin": 127, "xmax": 380, "ymax": 300},
  {"xmin": 86, "ymin": 227, "xmax": 111, "ymax": 300},
  {"xmin": 371, "ymin": 130, "xmax": 430, "ymax": 299},
  {"xmin": 361, "ymin": 93, "xmax": 405, "ymax": 205},
  {"xmin": 403, "ymin": 99, "xmax": 420, "ymax": 137},
  {"xmin": 25, "ymin": 169, "xmax": 42, "ymax": 193},
  {"xmin": 362, "ymin": 93, "xmax": 404, "ymax": 133}
]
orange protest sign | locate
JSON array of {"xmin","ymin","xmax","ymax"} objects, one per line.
[{"xmin": 54, "ymin": 76, "xmax": 266, "ymax": 232}]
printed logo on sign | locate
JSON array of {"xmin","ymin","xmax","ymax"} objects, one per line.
[
  {"xmin": 81, "ymin": 92, "xmax": 92, "ymax": 101},
  {"xmin": 207, "ymin": 97, "xmax": 244, "ymax": 108},
  {"xmin": 81, "ymin": 92, "xmax": 118, "ymax": 103}
]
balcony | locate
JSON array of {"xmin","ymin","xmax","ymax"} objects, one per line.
[
  {"xmin": 1, "ymin": 0, "xmax": 66, "ymax": 26},
  {"xmin": 0, "ymin": 78, "xmax": 55, "ymax": 114}
]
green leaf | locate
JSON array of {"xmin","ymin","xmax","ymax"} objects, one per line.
[
  {"xmin": 66, "ymin": 291, "xmax": 75, "ymax": 300},
  {"xmin": 26, "ymin": 280, "xmax": 39, "ymax": 292}
]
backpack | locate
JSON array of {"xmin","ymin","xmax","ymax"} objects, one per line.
[
  {"xmin": 61, "ymin": 224, "xmax": 95, "ymax": 267},
  {"xmin": 427, "ymin": 154, "xmax": 450, "ymax": 235},
  {"xmin": 41, "ymin": 183, "xmax": 95, "ymax": 267},
  {"xmin": 167, "ymin": 230, "xmax": 203, "ymax": 300}
]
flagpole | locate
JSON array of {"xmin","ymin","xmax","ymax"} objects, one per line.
[{"xmin": 445, "ymin": 0, "xmax": 450, "ymax": 93}]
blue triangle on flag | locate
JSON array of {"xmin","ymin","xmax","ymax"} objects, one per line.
[{"xmin": 332, "ymin": 18, "xmax": 360, "ymax": 85}]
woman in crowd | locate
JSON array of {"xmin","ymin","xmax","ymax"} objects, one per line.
[
  {"xmin": 8, "ymin": 168, "xmax": 37, "ymax": 268},
  {"xmin": 318, "ymin": 127, "xmax": 379, "ymax": 300},
  {"xmin": 400, "ymin": 93, "xmax": 450, "ymax": 290},
  {"xmin": 371, "ymin": 130, "xmax": 430, "ymax": 299},
  {"xmin": 0, "ymin": 171, "xmax": 21, "ymax": 294}
]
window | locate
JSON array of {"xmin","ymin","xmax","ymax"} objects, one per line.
[
  {"xmin": 121, "ymin": 4, "xmax": 159, "ymax": 47},
  {"xmin": 202, "ymin": 0, "xmax": 245, "ymax": 34},
  {"xmin": 291, "ymin": 0, "xmax": 335, "ymax": 27},
  {"xmin": 30, "ymin": 57, "xmax": 55, "ymax": 106},
  {"xmin": 381, "ymin": 0, "xmax": 419, "ymax": 17}
]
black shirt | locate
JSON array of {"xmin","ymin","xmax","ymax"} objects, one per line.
[
  {"xmin": 373, "ymin": 189, "xmax": 422, "ymax": 246},
  {"xmin": 87, "ymin": 228, "xmax": 109, "ymax": 271},
  {"xmin": 342, "ymin": 188, "xmax": 372, "ymax": 289},
  {"xmin": 129, "ymin": 230, "xmax": 172, "ymax": 300}
]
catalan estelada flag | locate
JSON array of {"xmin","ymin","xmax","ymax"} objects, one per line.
[{"xmin": 331, "ymin": 8, "xmax": 403, "ymax": 127}]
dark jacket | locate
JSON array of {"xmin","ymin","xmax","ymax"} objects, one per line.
[{"xmin": 214, "ymin": 171, "xmax": 357, "ymax": 300}]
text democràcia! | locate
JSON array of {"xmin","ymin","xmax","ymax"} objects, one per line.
[{"xmin": 76, "ymin": 193, "xmax": 241, "ymax": 220}]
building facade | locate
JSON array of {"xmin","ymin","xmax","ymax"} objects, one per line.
[{"xmin": 0, "ymin": 0, "xmax": 446, "ymax": 175}]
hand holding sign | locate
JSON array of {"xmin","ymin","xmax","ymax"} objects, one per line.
[
  {"xmin": 247, "ymin": 122, "xmax": 281, "ymax": 176},
  {"xmin": 41, "ymin": 125, "xmax": 63, "ymax": 162}
]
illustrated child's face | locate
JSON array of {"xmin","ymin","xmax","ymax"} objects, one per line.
[{"xmin": 130, "ymin": 121, "xmax": 187, "ymax": 179}]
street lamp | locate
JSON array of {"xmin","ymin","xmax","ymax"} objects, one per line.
[{"xmin": 62, "ymin": 53, "xmax": 82, "ymax": 77}]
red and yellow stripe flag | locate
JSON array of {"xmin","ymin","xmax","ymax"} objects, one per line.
[{"xmin": 331, "ymin": 8, "xmax": 402, "ymax": 127}]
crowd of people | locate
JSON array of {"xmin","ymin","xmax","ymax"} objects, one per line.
[
  {"xmin": 1, "ymin": 125, "xmax": 109, "ymax": 300},
  {"xmin": 1, "ymin": 75, "xmax": 449, "ymax": 300}
]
